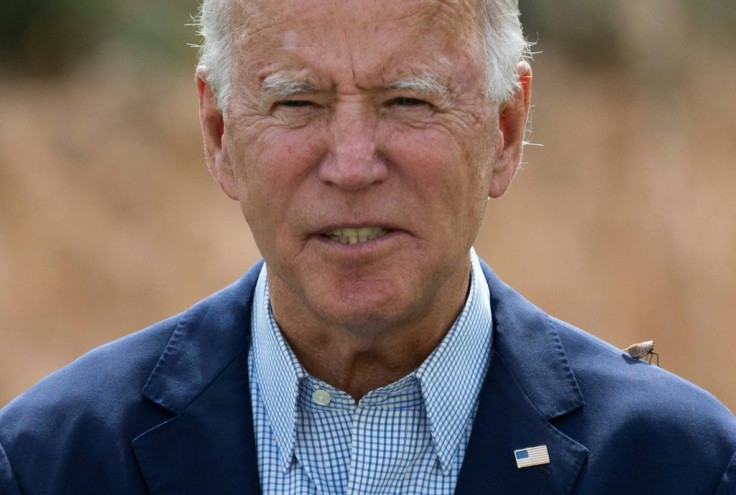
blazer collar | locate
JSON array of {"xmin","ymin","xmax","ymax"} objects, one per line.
[
  {"xmin": 454, "ymin": 262, "xmax": 588, "ymax": 494},
  {"xmin": 132, "ymin": 261, "xmax": 264, "ymax": 495},
  {"xmin": 481, "ymin": 261, "xmax": 584, "ymax": 419}
]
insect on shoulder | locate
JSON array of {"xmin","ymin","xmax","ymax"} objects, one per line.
[{"xmin": 623, "ymin": 340, "xmax": 659, "ymax": 366}]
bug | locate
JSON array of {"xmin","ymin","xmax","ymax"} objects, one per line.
[{"xmin": 623, "ymin": 340, "xmax": 659, "ymax": 366}]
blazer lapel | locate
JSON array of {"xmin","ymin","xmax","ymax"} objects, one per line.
[
  {"xmin": 131, "ymin": 263, "xmax": 264, "ymax": 495},
  {"xmin": 454, "ymin": 264, "xmax": 589, "ymax": 494}
]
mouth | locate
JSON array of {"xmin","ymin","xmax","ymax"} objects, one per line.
[{"xmin": 322, "ymin": 227, "xmax": 389, "ymax": 245}]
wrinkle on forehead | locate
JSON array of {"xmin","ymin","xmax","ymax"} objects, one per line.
[
  {"xmin": 232, "ymin": 0, "xmax": 480, "ymax": 45},
  {"xmin": 229, "ymin": 0, "xmax": 485, "ymax": 98}
]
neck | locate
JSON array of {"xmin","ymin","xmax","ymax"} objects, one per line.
[{"xmin": 270, "ymin": 262, "xmax": 471, "ymax": 401}]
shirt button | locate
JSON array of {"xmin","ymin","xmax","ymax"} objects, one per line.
[{"xmin": 312, "ymin": 389, "xmax": 332, "ymax": 406}]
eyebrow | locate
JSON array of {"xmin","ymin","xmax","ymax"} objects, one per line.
[
  {"xmin": 261, "ymin": 73, "xmax": 318, "ymax": 98},
  {"xmin": 260, "ymin": 72, "xmax": 452, "ymax": 105},
  {"xmin": 386, "ymin": 74, "xmax": 452, "ymax": 106},
  {"xmin": 387, "ymin": 74, "xmax": 446, "ymax": 95}
]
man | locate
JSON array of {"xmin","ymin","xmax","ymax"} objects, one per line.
[{"xmin": 1, "ymin": 0, "xmax": 735, "ymax": 493}]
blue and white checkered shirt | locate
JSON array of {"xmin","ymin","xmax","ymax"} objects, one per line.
[{"xmin": 248, "ymin": 249, "xmax": 493, "ymax": 494}]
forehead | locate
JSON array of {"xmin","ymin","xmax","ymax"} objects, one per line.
[
  {"xmin": 235, "ymin": 0, "xmax": 479, "ymax": 31},
  {"xmin": 231, "ymin": 0, "xmax": 483, "ymax": 88}
]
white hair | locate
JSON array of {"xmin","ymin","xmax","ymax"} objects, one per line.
[
  {"xmin": 196, "ymin": 0, "xmax": 235, "ymax": 109},
  {"xmin": 477, "ymin": 0, "xmax": 532, "ymax": 101},
  {"xmin": 195, "ymin": 0, "xmax": 531, "ymax": 110}
]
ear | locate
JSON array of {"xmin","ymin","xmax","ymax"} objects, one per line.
[
  {"xmin": 488, "ymin": 61, "xmax": 532, "ymax": 198},
  {"xmin": 197, "ymin": 69, "xmax": 239, "ymax": 200}
]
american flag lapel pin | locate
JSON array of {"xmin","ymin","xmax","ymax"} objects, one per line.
[{"xmin": 514, "ymin": 445, "xmax": 550, "ymax": 469}]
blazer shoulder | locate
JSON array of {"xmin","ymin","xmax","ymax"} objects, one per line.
[
  {"xmin": 0, "ymin": 266, "xmax": 262, "ymax": 494},
  {"xmin": 0, "ymin": 315, "xmax": 181, "ymax": 494},
  {"xmin": 0, "ymin": 266, "xmax": 261, "ymax": 425},
  {"xmin": 551, "ymin": 318, "xmax": 736, "ymax": 491},
  {"xmin": 0, "ymin": 314, "xmax": 180, "ymax": 442},
  {"xmin": 553, "ymin": 316, "xmax": 734, "ymax": 420},
  {"xmin": 479, "ymin": 260, "xmax": 736, "ymax": 491}
]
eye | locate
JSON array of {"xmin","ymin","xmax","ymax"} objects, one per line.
[
  {"xmin": 390, "ymin": 97, "xmax": 427, "ymax": 107},
  {"xmin": 277, "ymin": 100, "xmax": 313, "ymax": 108}
]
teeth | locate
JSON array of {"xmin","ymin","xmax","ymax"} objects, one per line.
[{"xmin": 325, "ymin": 227, "xmax": 388, "ymax": 245}]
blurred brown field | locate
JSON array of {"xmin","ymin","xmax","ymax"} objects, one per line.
[{"xmin": 1, "ymin": 1, "xmax": 735, "ymax": 411}]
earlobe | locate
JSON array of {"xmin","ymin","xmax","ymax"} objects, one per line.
[
  {"xmin": 196, "ymin": 71, "xmax": 240, "ymax": 200},
  {"xmin": 488, "ymin": 62, "xmax": 532, "ymax": 199}
]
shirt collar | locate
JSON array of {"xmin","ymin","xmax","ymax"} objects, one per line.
[
  {"xmin": 251, "ymin": 248, "xmax": 493, "ymax": 474},
  {"xmin": 251, "ymin": 265, "xmax": 307, "ymax": 472},
  {"xmin": 413, "ymin": 248, "xmax": 493, "ymax": 472}
]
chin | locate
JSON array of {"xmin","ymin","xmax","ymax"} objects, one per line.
[{"xmin": 313, "ymin": 285, "xmax": 414, "ymax": 329}]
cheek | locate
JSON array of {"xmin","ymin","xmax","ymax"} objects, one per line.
[
  {"xmin": 230, "ymin": 126, "xmax": 326, "ymax": 217},
  {"xmin": 383, "ymin": 125, "xmax": 489, "ymax": 207}
]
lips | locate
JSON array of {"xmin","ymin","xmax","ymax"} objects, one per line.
[{"xmin": 323, "ymin": 227, "xmax": 389, "ymax": 245}]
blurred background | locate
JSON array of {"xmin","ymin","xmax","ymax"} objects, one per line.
[{"xmin": 1, "ymin": 0, "xmax": 734, "ymax": 410}]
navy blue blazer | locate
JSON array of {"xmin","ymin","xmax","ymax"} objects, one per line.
[{"xmin": 1, "ymin": 261, "xmax": 735, "ymax": 494}]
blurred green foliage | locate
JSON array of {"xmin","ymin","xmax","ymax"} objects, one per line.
[
  {"xmin": 520, "ymin": 0, "xmax": 736, "ymax": 66},
  {"xmin": 2, "ymin": 0, "xmax": 111, "ymax": 75},
  {"xmin": 1, "ymin": 0, "xmax": 734, "ymax": 76},
  {"xmin": 520, "ymin": 0, "xmax": 624, "ymax": 65},
  {"xmin": 1, "ymin": 0, "xmax": 200, "ymax": 76}
]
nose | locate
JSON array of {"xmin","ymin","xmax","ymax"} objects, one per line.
[{"xmin": 318, "ymin": 106, "xmax": 388, "ymax": 190}]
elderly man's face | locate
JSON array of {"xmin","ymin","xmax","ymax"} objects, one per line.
[{"xmin": 200, "ymin": 0, "xmax": 529, "ymax": 334}]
